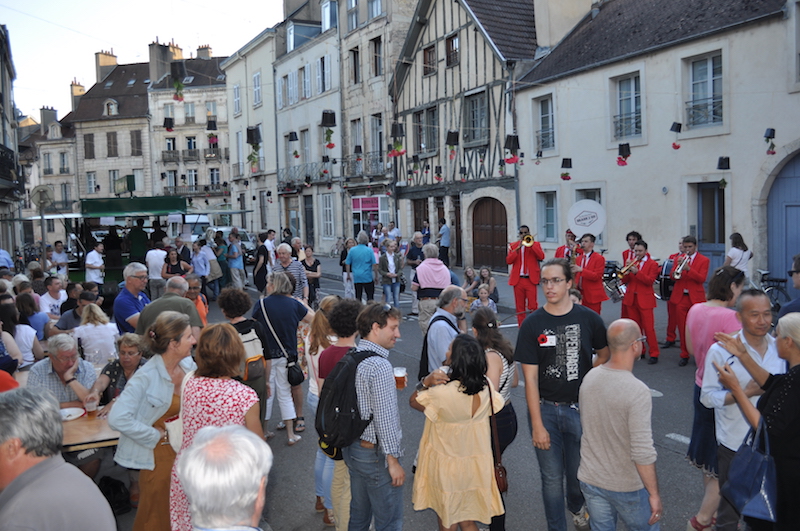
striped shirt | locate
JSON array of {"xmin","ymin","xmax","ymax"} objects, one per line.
[
  {"xmin": 355, "ymin": 340, "xmax": 403, "ymax": 459},
  {"xmin": 274, "ymin": 260, "xmax": 309, "ymax": 299},
  {"xmin": 27, "ymin": 358, "xmax": 97, "ymax": 403}
]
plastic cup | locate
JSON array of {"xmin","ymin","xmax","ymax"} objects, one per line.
[
  {"xmin": 85, "ymin": 397, "xmax": 98, "ymax": 419},
  {"xmin": 393, "ymin": 367, "xmax": 407, "ymax": 390}
]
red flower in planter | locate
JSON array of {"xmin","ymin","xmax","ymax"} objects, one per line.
[
  {"xmin": 166, "ymin": 128, "xmax": 174, "ymax": 132},
  {"xmin": 504, "ymin": 155, "xmax": 519, "ymax": 164},
  {"xmin": 616, "ymin": 156, "xmax": 628, "ymax": 166},
  {"xmin": 767, "ymin": 149, "xmax": 776, "ymax": 155},
  {"xmin": 672, "ymin": 142, "xmax": 681, "ymax": 150},
  {"xmin": 326, "ymin": 142, "xmax": 335, "ymax": 149},
  {"xmin": 322, "ymin": 169, "xmax": 329, "ymax": 174},
  {"xmin": 560, "ymin": 172, "xmax": 571, "ymax": 181}
]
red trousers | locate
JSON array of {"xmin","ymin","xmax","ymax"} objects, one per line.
[
  {"xmin": 584, "ymin": 301, "xmax": 602, "ymax": 315},
  {"xmin": 627, "ymin": 297, "xmax": 660, "ymax": 358},
  {"xmin": 514, "ymin": 277, "xmax": 539, "ymax": 326},
  {"xmin": 666, "ymin": 298, "xmax": 678, "ymax": 342},
  {"xmin": 672, "ymin": 293, "xmax": 694, "ymax": 359},
  {"xmin": 621, "ymin": 304, "xmax": 630, "ymax": 319}
]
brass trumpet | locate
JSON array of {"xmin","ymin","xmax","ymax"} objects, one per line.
[
  {"xmin": 616, "ymin": 259, "xmax": 641, "ymax": 279},
  {"xmin": 521, "ymin": 234, "xmax": 535, "ymax": 247},
  {"xmin": 673, "ymin": 254, "xmax": 690, "ymax": 279}
]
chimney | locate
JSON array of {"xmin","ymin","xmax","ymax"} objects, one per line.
[
  {"xmin": 39, "ymin": 107, "xmax": 58, "ymax": 136},
  {"xmin": 168, "ymin": 39, "xmax": 183, "ymax": 60},
  {"xmin": 534, "ymin": 0, "xmax": 592, "ymax": 49},
  {"xmin": 197, "ymin": 45, "xmax": 212, "ymax": 60},
  {"xmin": 95, "ymin": 49, "xmax": 117, "ymax": 83},
  {"xmin": 70, "ymin": 79, "xmax": 85, "ymax": 112},
  {"xmin": 149, "ymin": 40, "xmax": 173, "ymax": 84}
]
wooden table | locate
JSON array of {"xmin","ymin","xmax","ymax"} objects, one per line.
[{"xmin": 62, "ymin": 414, "xmax": 120, "ymax": 452}]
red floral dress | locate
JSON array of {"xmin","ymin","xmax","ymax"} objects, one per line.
[{"xmin": 169, "ymin": 377, "xmax": 258, "ymax": 531}]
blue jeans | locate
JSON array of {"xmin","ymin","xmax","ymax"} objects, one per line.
[
  {"xmin": 532, "ymin": 400, "xmax": 585, "ymax": 531},
  {"xmin": 342, "ymin": 441, "xmax": 403, "ymax": 531},
  {"xmin": 307, "ymin": 391, "xmax": 335, "ymax": 509},
  {"xmin": 382, "ymin": 282, "xmax": 400, "ymax": 308},
  {"xmin": 580, "ymin": 481, "xmax": 658, "ymax": 531}
]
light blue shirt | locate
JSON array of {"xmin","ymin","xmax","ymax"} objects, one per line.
[
  {"xmin": 228, "ymin": 242, "xmax": 244, "ymax": 270},
  {"xmin": 192, "ymin": 251, "xmax": 210, "ymax": 277},
  {"xmin": 108, "ymin": 354, "xmax": 196, "ymax": 470},
  {"xmin": 439, "ymin": 224, "xmax": 451, "ymax": 247},
  {"xmin": 27, "ymin": 358, "xmax": 96, "ymax": 403},
  {"xmin": 345, "ymin": 244, "xmax": 376, "ymax": 284},
  {"xmin": 0, "ymin": 248, "xmax": 12, "ymax": 268}
]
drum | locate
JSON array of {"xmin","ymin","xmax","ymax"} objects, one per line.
[{"xmin": 659, "ymin": 258, "xmax": 675, "ymax": 301}]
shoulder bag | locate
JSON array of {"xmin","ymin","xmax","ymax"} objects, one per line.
[
  {"xmin": 164, "ymin": 368, "xmax": 195, "ymax": 453},
  {"xmin": 488, "ymin": 379, "xmax": 508, "ymax": 493},
  {"xmin": 719, "ymin": 417, "xmax": 777, "ymax": 522},
  {"xmin": 260, "ymin": 298, "xmax": 305, "ymax": 386}
]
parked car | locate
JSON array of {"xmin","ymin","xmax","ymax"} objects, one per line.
[{"xmin": 209, "ymin": 227, "xmax": 256, "ymax": 264}]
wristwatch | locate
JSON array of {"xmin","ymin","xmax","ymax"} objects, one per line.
[
  {"xmin": 415, "ymin": 380, "xmax": 429, "ymax": 392},
  {"xmin": 65, "ymin": 377, "xmax": 77, "ymax": 385}
]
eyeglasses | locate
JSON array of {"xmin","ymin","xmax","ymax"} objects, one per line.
[
  {"xmin": 459, "ymin": 297, "xmax": 469, "ymax": 304},
  {"xmin": 119, "ymin": 350, "xmax": 141, "ymax": 357},
  {"xmin": 381, "ymin": 303, "xmax": 392, "ymax": 313},
  {"xmin": 133, "ymin": 275, "xmax": 148, "ymax": 280},
  {"xmin": 789, "ymin": 270, "xmax": 799, "ymax": 277},
  {"xmin": 187, "ymin": 286, "xmax": 201, "ymax": 291},
  {"xmin": 540, "ymin": 278, "xmax": 566, "ymax": 287},
  {"xmin": 632, "ymin": 336, "xmax": 647, "ymax": 345}
]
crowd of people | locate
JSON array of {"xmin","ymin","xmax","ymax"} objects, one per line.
[{"xmin": 1, "ymin": 218, "xmax": 800, "ymax": 531}]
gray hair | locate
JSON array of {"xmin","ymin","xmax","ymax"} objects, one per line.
[
  {"xmin": 185, "ymin": 273, "xmax": 202, "ymax": 285},
  {"xmin": 776, "ymin": 313, "xmax": 800, "ymax": 351},
  {"xmin": 423, "ymin": 243, "xmax": 439, "ymax": 259},
  {"xmin": 166, "ymin": 276, "xmax": 189, "ymax": 295},
  {"xmin": 356, "ymin": 230, "xmax": 369, "ymax": 245},
  {"xmin": 48, "ymin": 333, "xmax": 77, "ymax": 354},
  {"xmin": 413, "ymin": 231, "xmax": 423, "ymax": 240},
  {"xmin": 267, "ymin": 271, "xmax": 293, "ymax": 296},
  {"xmin": 276, "ymin": 242, "xmax": 292, "ymax": 255},
  {"xmin": 177, "ymin": 425, "xmax": 273, "ymax": 529},
  {"xmin": 0, "ymin": 387, "xmax": 62, "ymax": 457},
  {"xmin": 291, "ymin": 237, "xmax": 302, "ymax": 245},
  {"xmin": 438, "ymin": 285, "xmax": 465, "ymax": 308},
  {"xmin": 123, "ymin": 262, "xmax": 147, "ymax": 279}
]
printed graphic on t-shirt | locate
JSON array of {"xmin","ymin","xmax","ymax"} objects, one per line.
[{"xmin": 541, "ymin": 324, "xmax": 581, "ymax": 382}]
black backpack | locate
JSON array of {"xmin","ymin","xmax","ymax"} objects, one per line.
[
  {"xmin": 418, "ymin": 315, "xmax": 460, "ymax": 381},
  {"xmin": 316, "ymin": 348, "xmax": 380, "ymax": 460}
]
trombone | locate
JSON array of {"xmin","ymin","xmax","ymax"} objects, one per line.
[{"xmin": 616, "ymin": 258, "xmax": 641, "ymax": 279}]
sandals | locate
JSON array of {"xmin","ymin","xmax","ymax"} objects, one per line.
[
  {"xmin": 276, "ymin": 421, "xmax": 286, "ymax": 430},
  {"xmin": 295, "ymin": 417, "xmax": 306, "ymax": 433},
  {"xmin": 687, "ymin": 516, "xmax": 712, "ymax": 531},
  {"xmin": 264, "ymin": 430, "xmax": 275, "ymax": 441},
  {"xmin": 288, "ymin": 434, "xmax": 302, "ymax": 446}
]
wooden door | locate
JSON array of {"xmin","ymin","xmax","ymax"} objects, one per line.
[
  {"xmin": 768, "ymin": 153, "xmax": 800, "ymax": 299},
  {"xmin": 697, "ymin": 182, "xmax": 725, "ymax": 281},
  {"xmin": 472, "ymin": 197, "xmax": 507, "ymax": 270}
]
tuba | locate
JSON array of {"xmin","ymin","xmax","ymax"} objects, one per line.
[{"xmin": 673, "ymin": 254, "xmax": 690, "ymax": 279}]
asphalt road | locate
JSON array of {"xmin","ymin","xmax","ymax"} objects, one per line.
[
  {"xmin": 117, "ymin": 273, "xmax": 705, "ymax": 531},
  {"xmin": 260, "ymin": 276, "xmax": 703, "ymax": 531}
]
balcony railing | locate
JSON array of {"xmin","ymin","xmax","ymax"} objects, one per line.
[
  {"xmin": 233, "ymin": 162, "xmax": 244, "ymax": 178},
  {"xmin": 44, "ymin": 199, "xmax": 74, "ymax": 213},
  {"xmin": 203, "ymin": 148, "xmax": 221, "ymax": 160},
  {"xmin": 613, "ymin": 112, "xmax": 642, "ymax": 139},
  {"xmin": 162, "ymin": 150, "xmax": 180, "ymax": 163},
  {"xmin": 277, "ymin": 161, "xmax": 326, "ymax": 184},
  {"xmin": 185, "ymin": 116, "xmax": 195, "ymax": 124},
  {"xmin": 43, "ymin": 168, "xmax": 54, "ymax": 175},
  {"xmin": 182, "ymin": 149, "xmax": 200, "ymax": 161},
  {"xmin": 341, "ymin": 151, "xmax": 387, "ymax": 177},
  {"xmin": 0, "ymin": 144, "xmax": 14, "ymax": 182},
  {"xmin": 59, "ymin": 167, "xmax": 70, "ymax": 174},
  {"xmin": 686, "ymin": 96, "xmax": 723, "ymax": 127},
  {"xmin": 163, "ymin": 184, "xmax": 230, "ymax": 197}
]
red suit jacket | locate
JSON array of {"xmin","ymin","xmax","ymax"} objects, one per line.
[
  {"xmin": 556, "ymin": 245, "xmax": 583, "ymax": 261},
  {"xmin": 622, "ymin": 248, "xmax": 636, "ymax": 264},
  {"xmin": 669, "ymin": 252, "xmax": 709, "ymax": 304},
  {"xmin": 507, "ymin": 241, "xmax": 545, "ymax": 285},
  {"xmin": 621, "ymin": 257, "xmax": 658, "ymax": 309},
  {"xmin": 575, "ymin": 251, "xmax": 608, "ymax": 304}
]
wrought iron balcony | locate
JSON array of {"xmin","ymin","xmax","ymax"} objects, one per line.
[
  {"xmin": 233, "ymin": 162, "xmax": 244, "ymax": 178},
  {"xmin": 686, "ymin": 96, "xmax": 723, "ymax": 127},
  {"xmin": 44, "ymin": 199, "xmax": 74, "ymax": 213},
  {"xmin": 43, "ymin": 168, "xmax": 54, "ymax": 175},
  {"xmin": 162, "ymin": 150, "xmax": 180, "ymax": 163},
  {"xmin": 277, "ymin": 161, "xmax": 326, "ymax": 184},
  {"xmin": 182, "ymin": 149, "xmax": 200, "ymax": 161},
  {"xmin": 163, "ymin": 184, "xmax": 230, "ymax": 197},
  {"xmin": 613, "ymin": 112, "xmax": 642, "ymax": 139},
  {"xmin": 536, "ymin": 128, "xmax": 554, "ymax": 151},
  {"xmin": 59, "ymin": 167, "xmax": 70, "ymax": 174},
  {"xmin": 340, "ymin": 151, "xmax": 387, "ymax": 177},
  {"xmin": 203, "ymin": 148, "xmax": 221, "ymax": 160}
]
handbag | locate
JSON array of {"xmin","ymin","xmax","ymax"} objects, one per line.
[
  {"xmin": 720, "ymin": 418, "xmax": 778, "ymax": 522},
  {"xmin": 260, "ymin": 298, "xmax": 305, "ymax": 386},
  {"xmin": 488, "ymin": 380, "xmax": 508, "ymax": 493},
  {"xmin": 164, "ymin": 369, "xmax": 195, "ymax": 453}
]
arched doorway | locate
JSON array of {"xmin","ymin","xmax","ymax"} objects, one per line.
[
  {"xmin": 768, "ymin": 152, "xmax": 800, "ymax": 300},
  {"xmin": 472, "ymin": 197, "xmax": 507, "ymax": 270}
]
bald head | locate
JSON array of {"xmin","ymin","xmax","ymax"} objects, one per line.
[
  {"xmin": 607, "ymin": 319, "xmax": 642, "ymax": 355},
  {"xmin": 166, "ymin": 276, "xmax": 189, "ymax": 295}
]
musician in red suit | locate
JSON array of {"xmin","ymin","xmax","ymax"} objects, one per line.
[
  {"xmin": 507, "ymin": 225, "xmax": 545, "ymax": 326},
  {"xmin": 621, "ymin": 240, "xmax": 660, "ymax": 363},
  {"xmin": 662, "ymin": 240, "xmax": 684, "ymax": 348},
  {"xmin": 669, "ymin": 235, "xmax": 710, "ymax": 366},
  {"xmin": 571, "ymin": 233, "xmax": 608, "ymax": 314},
  {"xmin": 555, "ymin": 229, "xmax": 581, "ymax": 261},
  {"xmin": 621, "ymin": 231, "xmax": 642, "ymax": 319}
]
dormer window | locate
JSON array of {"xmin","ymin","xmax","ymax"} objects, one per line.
[
  {"xmin": 287, "ymin": 22, "xmax": 295, "ymax": 52},
  {"xmin": 183, "ymin": 76, "xmax": 194, "ymax": 84},
  {"xmin": 48, "ymin": 124, "xmax": 61, "ymax": 139},
  {"xmin": 104, "ymin": 99, "xmax": 119, "ymax": 116}
]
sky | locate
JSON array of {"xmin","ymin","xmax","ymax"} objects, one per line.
[{"xmin": 1, "ymin": 0, "xmax": 285, "ymax": 121}]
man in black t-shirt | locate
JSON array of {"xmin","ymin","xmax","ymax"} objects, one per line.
[{"xmin": 516, "ymin": 258, "xmax": 609, "ymax": 531}]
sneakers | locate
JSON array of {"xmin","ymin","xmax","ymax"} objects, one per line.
[{"xmin": 571, "ymin": 505, "xmax": 590, "ymax": 531}]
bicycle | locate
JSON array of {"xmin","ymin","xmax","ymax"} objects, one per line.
[
  {"xmin": 328, "ymin": 236, "xmax": 345, "ymax": 258},
  {"xmin": 756, "ymin": 269, "xmax": 790, "ymax": 324}
]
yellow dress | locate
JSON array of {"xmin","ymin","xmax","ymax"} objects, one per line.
[{"xmin": 412, "ymin": 381, "xmax": 505, "ymax": 527}]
